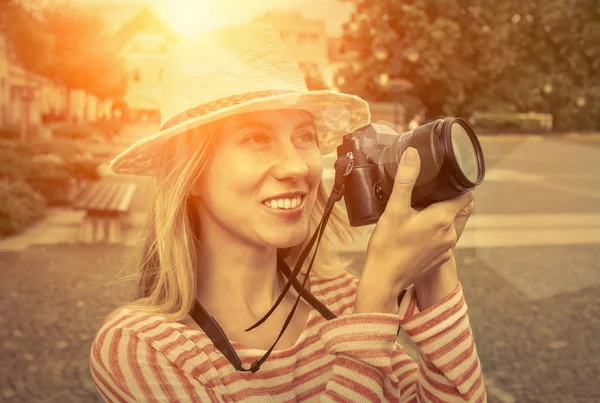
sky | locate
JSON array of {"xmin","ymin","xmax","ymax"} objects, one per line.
[{"xmin": 68, "ymin": 0, "xmax": 356, "ymax": 38}]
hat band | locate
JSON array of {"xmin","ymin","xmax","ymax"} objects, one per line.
[{"xmin": 161, "ymin": 90, "xmax": 297, "ymax": 131}]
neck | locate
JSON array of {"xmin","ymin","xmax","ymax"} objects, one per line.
[{"xmin": 194, "ymin": 234, "xmax": 284, "ymax": 319}]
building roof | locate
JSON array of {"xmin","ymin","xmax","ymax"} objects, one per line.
[
  {"xmin": 69, "ymin": 2, "xmax": 179, "ymax": 47},
  {"xmin": 112, "ymin": 7, "xmax": 180, "ymax": 49}
]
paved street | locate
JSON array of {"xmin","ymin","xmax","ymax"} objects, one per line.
[{"xmin": 1, "ymin": 126, "xmax": 600, "ymax": 402}]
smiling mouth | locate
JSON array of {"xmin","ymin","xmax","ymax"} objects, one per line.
[{"xmin": 262, "ymin": 195, "xmax": 305, "ymax": 210}]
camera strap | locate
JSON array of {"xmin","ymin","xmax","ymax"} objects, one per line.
[{"xmin": 189, "ymin": 156, "xmax": 354, "ymax": 372}]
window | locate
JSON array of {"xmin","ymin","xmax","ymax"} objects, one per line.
[{"xmin": 132, "ymin": 69, "xmax": 141, "ymax": 83}]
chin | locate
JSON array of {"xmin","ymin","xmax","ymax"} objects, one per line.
[{"xmin": 261, "ymin": 226, "xmax": 309, "ymax": 249}]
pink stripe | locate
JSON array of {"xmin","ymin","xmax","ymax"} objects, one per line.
[
  {"xmin": 419, "ymin": 315, "xmax": 468, "ymax": 349},
  {"xmin": 90, "ymin": 365, "xmax": 129, "ymax": 403},
  {"xmin": 309, "ymin": 272, "xmax": 348, "ymax": 287},
  {"xmin": 332, "ymin": 374, "xmax": 382, "ymax": 403},
  {"xmin": 325, "ymin": 389, "xmax": 358, "ymax": 402},
  {"xmin": 172, "ymin": 360, "xmax": 202, "ymax": 402},
  {"xmin": 404, "ymin": 296, "xmax": 466, "ymax": 337},
  {"xmin": 295, "ymin": 383, "xmax": 326, "ymax": 401},
  {"xmin": 128, "ymin": 333, "xmax": 159, "ymax": 402},
  {"xmin": 322, "ymin": 288, "xmax": 355, "ymax": 307},
  {"xmin": 227, "ymin": 361, "xmax": 332, "ymax": 400},
  {"xmin": 148, "ymin": 345, "xmax": 180, "ymax": 402},
  {"xmin": 437, "ymin": 339, "xmax": 476, "ymax": 373},
  {"xmin": 317, "ymin": 277, "xmax": 354, "ymax": 296},
  {"xmin": 418, "ymin": 364, "xmax": 461, "ymax": 396},
  {"xmin": 107, "ymin": 329, "xmax": 130, "ymax": 396},
  {"xmin": 95, "ymin": 311, "xmax": 141, "ymax": 361},
  {"xmin": 136, "ymin": 319, "xmax": 166, "ymax": 334},
  {"xmin": 424, "ymin": 326, "xmax": 471, "ymax": 360},
  {"xmin": 418, "ymin": 379, "xmax": 450, "ymax": 402}
]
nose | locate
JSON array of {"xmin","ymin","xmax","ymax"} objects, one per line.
[{"xmin": 272, "ymin": 144, "xmax": 310, "ymax": 180}]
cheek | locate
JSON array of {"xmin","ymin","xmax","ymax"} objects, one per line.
[{"xmin": 306, "ymin": 151, "xmax": 323, "ymax": 184}]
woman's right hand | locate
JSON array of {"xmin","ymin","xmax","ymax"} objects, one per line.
[{"xmin": 354, "ymin": 147, "xmax": 474, "ymax": 314}]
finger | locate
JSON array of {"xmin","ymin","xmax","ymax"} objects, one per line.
[
  {"xmin": 426, "ymin": 191, "xmax": 474, "ymax": 219},
  {"xmin": 388, "ymin": 147, "xmax": 421, "ymax": 216},
  {"xmin": 447, "ymin": 191, "xmax": 475, "ymax": 217}
]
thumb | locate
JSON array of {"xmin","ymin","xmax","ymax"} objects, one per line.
[{"xmin": 389, "ymin": 147, "xmax": 421, "ymax": 210}]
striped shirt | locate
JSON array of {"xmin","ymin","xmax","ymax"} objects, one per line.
[{"xmin": 90, "ymin": 271, "xmax": 486, "ymax": 402}]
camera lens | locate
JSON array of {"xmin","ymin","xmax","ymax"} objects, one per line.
[
  {"xmin": 380, "ymin": 117, "xmax": 485, "ymax": 207},
  {"xmin": 451, "ymin": 123, "xmax": 479, "ymax": 183}
]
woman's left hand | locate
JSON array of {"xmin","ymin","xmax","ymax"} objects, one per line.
[
  {"xmin": 412, "ymin": 196, "xmax": 475, "ymax": 310},
  {"xmin": 453, "ymin": 198, "xmax": 475, "ymax": 248}
]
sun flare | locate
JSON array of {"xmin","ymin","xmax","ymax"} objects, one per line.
[{"xmin": 164, "ymin": 0, "xmax": 221, "ymax": 38}]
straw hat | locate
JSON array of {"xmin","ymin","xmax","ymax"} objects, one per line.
[{"xmin": 109, "ymin": 22, "xmax": 371, "ymax": 176}]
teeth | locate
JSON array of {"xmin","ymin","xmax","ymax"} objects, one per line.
[{"xmin": 263, "ymin": 196, "xmax": 302, "ymax": 209}]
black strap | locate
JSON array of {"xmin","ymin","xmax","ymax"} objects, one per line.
[
  {"xmin": 276, "ymin": 255, "xmax": 337, "ymax": 321},
  {"xmin": 189, "ymin": 256, "xmax": 339, "ymax": 372},
  {"xmin": 189, "ymin": 157, "xmax": 353, "ymax": 372}
]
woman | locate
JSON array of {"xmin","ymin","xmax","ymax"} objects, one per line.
[{"xmin": 90, "ymin": 22, "xmax": 485, "ymax": 402}]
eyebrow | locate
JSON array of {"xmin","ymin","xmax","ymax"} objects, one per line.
[{"xmin": 232, "ymin": 120, "xmax": 315, "ymax": 133}]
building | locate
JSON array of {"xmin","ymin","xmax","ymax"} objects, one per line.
[
  {"xmin": 109, "ymin": 7, "xmax": 180, "ymax": 122},
  {"xmin": 0, "ymin": 31, "xmax": 112, "ymax": 137},
  {"xmin": 253, "ymin": 10, "xmax": 329, "ymax": 88},
  {"xmin": 325, "ymin": 36, "xmax": 362, "ymax": 91}
]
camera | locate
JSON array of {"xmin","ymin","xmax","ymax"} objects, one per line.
[{"xmin": 336, "ymin": 117, "xmax": 486, "ymax": 227}]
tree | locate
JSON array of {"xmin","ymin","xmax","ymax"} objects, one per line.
[
  {"xmin": 1, "ymin": 1, "xmax": 127, "ymax": 117},
  {"xmin": 337, "ymin": 0, "xmax": 522, "ymax": 119},
  {"xmin": 40, "ymin": 6, "xmax": 127, "ymax": 114},
  {"xmin": 0, "ymin": 0, "xmax": 54, "ymax": 76},
  {"xmin": 337, "ymin": 0, "xmax": 600, "ymax": 130},
  {"xmin": 507, "ymin": 0, "xmax": 600, "ymax": 130}
]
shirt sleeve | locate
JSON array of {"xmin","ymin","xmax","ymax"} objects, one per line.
[
  {"xmin": 317, "ymin": 282, "xmax": 486, "ymax": 402},
  {"xmin": 89, "ymin": 326, "xmax": 223, "ymax": 403}
]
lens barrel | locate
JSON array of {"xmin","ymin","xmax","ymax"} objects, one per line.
[{"xmin": 379, "ymin": 117, "xmax": 485, "ymax": 208}]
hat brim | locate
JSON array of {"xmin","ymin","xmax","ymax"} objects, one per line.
[{"xmin": 109, "ymin": 90, "xmax": 370, "ymax": 176}]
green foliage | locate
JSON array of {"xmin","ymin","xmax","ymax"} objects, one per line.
[
  {"xmin": 0, "ymin": 180, "xmax": 46, "ymax": 237},
  {"xmin": 338, "ymin": 0, "xmax": 600, "ymax": 130},
  {"xmin": 471, "ymin": 112, "xmax": 552, "ymax": 132},
  {"xmin": 0, "ymin": 0, "xmax": 54, "ymax": 76},
  {"xmin": 1, "ymin": 1, "xmax": 127, "ymax": 99},
  {"xmin": 0, "ymin": 138, "xmax": 101, "ymax": 200},
  {"xmin": 52, "ymin": 123, "xmax": 97, "ymax": 141}
]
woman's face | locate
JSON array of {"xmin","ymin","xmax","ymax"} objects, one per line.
[{"xmin": 190, "ymin": 109, "xmax": 323, "ymax": 249}]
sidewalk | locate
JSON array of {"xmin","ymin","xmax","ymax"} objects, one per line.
[{"xmin": 0, "ymin": 207, "xmax": 146, "ymax": 252}]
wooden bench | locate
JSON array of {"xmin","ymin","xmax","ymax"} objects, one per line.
[{"xmin": 72, "ymin": 181, "xmax": 137, "ymax": 243}]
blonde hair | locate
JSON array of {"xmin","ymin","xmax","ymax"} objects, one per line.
[{"xmin": 114, "ymin": 117, "xmax": 358, "ymax": 322}]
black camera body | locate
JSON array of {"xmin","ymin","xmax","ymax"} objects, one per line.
[{"xmin": 336, "ymin": 118, "xmax": 485, "ymax": 227}]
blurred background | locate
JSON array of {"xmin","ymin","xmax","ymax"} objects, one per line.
[{"xmin": 1, "ymin": 0, "xmax": 599, "ymax": 402}]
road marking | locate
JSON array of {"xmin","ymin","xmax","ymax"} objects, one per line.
[
  {"xmin": 526, "ymin": 179, "xmax": 600, "ymax": 200},
  {"xmin": 483, "ymin": 168, "xmax": 545, "ymax": 182},
  {"xmin": 467, "ymin": 213, "xmax": 600, "ymax": 228},
  {"xmin": 332, "ymin": 213, "xmax": 600, "ymax": 253}
]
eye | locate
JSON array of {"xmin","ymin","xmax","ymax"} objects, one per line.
[
  {"xmin": 242, "ymin": 132, "xmax": 270, "ymax": 144},
  {"xmin": 296, "ymin": 131, "xmax": 317, "ymax": 143}
]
